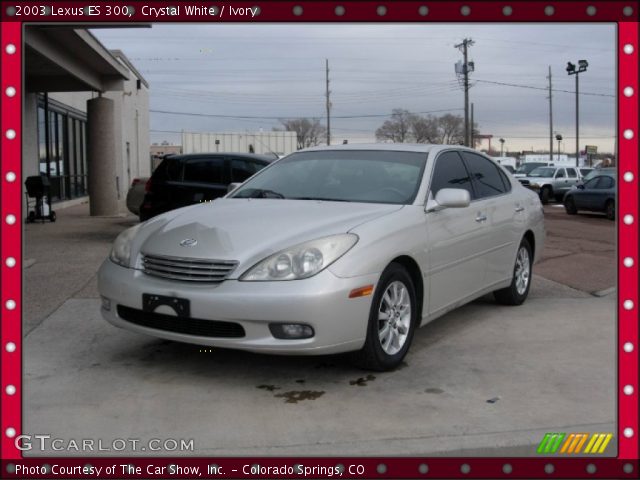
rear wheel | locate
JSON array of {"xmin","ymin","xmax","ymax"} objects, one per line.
[
  {"xmin": 494, "ymin": 238, "xmax": 532, "ymax": 306},
  {"xmin": 352, "ymin": 263, "xmax": 417, "ymax": 371},
  {"xmin": 605, "ymin": 200, "xmax": 615, "ymax": 221},
  {"xmin": 539, "ymin": 187, "xmax": 552, "ymax": 205},
  {"xmin": 564, "ymin": 196, "xmax": 577, "ymax": 215}
]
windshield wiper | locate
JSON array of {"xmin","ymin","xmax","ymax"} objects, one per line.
[
  {"xmin": 290, "ymin": 196, "xmax": 352, "ymax": 202},
  {"xmin": 245, "ymin": 189, "xmax": 286, "ymax": 199}
]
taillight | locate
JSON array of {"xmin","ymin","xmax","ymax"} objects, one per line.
[{"xmin": 144, "ymin": 178, "xmax": 152, "ymax": 193}]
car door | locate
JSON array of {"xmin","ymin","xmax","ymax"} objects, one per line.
[
  {"xmin": 572, "ymin": 177, "xmax": 600, "ymax": 209},
  {"xmin": 460, "ymin": 151, "xmax": 520, "ymax": 286},
  {"xmin": 553, "ymin": 168, "xmax": 570, "ymax": 195},
  {"xmin": 566, "ymin": 167, "xmax": 581, "ymax": 191},
  {"xmin": 591, "ymin": 176, "xmax": 615, "ymax": 211},
  {"xmin": 425, "ymin": 150, "xmax": 488, "ymax": 315}
]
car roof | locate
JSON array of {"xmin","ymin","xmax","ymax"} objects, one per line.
[
  {"xmin": 167, "ymin": 152, "xmax": 276, "ymax": 162},
  {"xmin": 300, "ymin": 143, "xmax": 478, "ymax": 154}
]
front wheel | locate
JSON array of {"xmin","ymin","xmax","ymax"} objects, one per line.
[
  {"xmin": 494, "ymin": 238, "xmax": 533, "ymax": 306},
  {"xmin": 539, "ymin": 187, "xmax": 551, "ymax": 205},
  {"xmin": 605, "ymin": 200, "xmax": 615, "ymax": 221},
  {"xmin": 564, "ymin": 196, "xmax": 577, "ymax": 215},
  {"xmin": 352, "ymin": 263, "xmax": 418, "ymax": 371}
]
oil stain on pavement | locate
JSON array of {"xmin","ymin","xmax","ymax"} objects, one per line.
[
  {"xmin": 274, "ymin": 390, "xmax": 325, "ymax": 403},
  {"xmin": 349, "ymin": 374, "xmax": 376, "ymax": 386}
]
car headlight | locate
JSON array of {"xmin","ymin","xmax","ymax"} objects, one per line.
[
  {"xmin": 530, "ymin": 182, "xmax": 540, "ymax": 188},
  {"xmin": 240, "ymin": 234, "xmax": 358, "ymax": 281},
  {"xmin": 109, "ymin": 224, "xmax": 142, "ymax": 267}
]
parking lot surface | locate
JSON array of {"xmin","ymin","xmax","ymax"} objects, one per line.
[{"xmin": 23, "ymin": 202, "xmax": 616, "ymax": 456}]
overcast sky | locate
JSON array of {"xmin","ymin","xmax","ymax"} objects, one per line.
[{"xmin": 93, "ymin": 23, "xmax": 616, "ymax": 153}]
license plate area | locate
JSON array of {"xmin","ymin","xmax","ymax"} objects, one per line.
[{"xmin": 142, "ymin": 294, "xmax": 190, "ymax": 318}]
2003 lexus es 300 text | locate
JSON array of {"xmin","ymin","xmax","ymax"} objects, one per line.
[{"xmin": 98, "ymin": 144, "xmax": 545, "ymax": 370}]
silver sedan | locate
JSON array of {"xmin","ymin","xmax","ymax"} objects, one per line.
[{"xmin": 98, "ymin": 144, "xmax": 545, "ymax": 370}]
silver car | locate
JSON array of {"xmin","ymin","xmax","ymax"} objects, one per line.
[{"xmin": 98, "ymin": 144, "xmax": 545, "ymax": 370}]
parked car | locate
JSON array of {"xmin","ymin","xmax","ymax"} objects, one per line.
[
  {"xmin": 98, "ymin": 144, "xmax": 545, "ymax": 371},
  {"xmin": 563, "ymin": 172, "xmax": 616, "ymax": 220},
  {"xmin": 518, "ymin": 166, "xmax": 582, "ymax": 203},
  {"xmin": 513, "ymin": 162, "xmax": 548, "ymax": 178},
  {"xmin": 139, "ymin": 153, "xmax": 275, "ymax": 221},
  {"xmin": 581, "ymin": 167, "xmax": 616, "ymax": 184},
  {"xmin": 126, "ymin": 177, "xmax": 149, "ymax": 216}
]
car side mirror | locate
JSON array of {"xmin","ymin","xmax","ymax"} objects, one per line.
[
  {"xmin": 426, "ymin": 188, "xmax": 471, "ymax": 212},
  {"xmin": 227, "ymin": 182, "xmax": 242, "ymax": 194}
]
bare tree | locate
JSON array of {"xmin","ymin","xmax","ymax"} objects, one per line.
[
  {"xmin": 375, "ymin": 109, "xmax": 414, "ymax": 143},
  {"xmin": 411, "ymin": 115, "xmax": 440, "ymax": 143},
  {"xmin": 276, "ymin": 118, "xmax": 326, "ymax": 149},
  {"xmin": 437, "ymin": 114, "xmax": 465, "ymax": 145}
]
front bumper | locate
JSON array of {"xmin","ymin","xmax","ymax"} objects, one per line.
[{"xmin": 97, "ymin": 259, "xmax": 379, "ymax": 355}]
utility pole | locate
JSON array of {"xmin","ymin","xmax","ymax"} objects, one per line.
[
  {"xmin": 454, "ymin": 38, "xmax": 474, "ymax": 147},
  {"xmin": 547, "ymin": 66, "xmax": 553, "ymax": 163},
  {"xmin": 567, "ymin": 60, "xmax": 588, "ymax": 168},
  {"xmin": 470, "ymin": 103, "xmax": 474, "ymax": 148},
  {"xmin": 325, "ymin": 58, "xmax": 331, "ymax": 146}
]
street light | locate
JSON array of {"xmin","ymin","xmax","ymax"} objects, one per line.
[
  {"xmin": 555, "ymin": 133, "xmax": 563, "ymax": 162},
  {"xmin": 566, "ymin": 59, "xmax": 588, "ymax": 168},
  {"xmin": 499, "ymin": 138, "xmax": 505, "ymax": 157}
]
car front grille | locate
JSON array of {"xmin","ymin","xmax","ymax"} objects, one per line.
[
  {"xmin": 117, "ymin": 305, "xmax": 246, "ymax": 338},
  {"xmin": 141, "ymin": 253, "xmax": 238, "ymax": 283}
]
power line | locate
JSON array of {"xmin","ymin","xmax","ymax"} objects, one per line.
[
  {"xmin": 149, "ymin": 107, "xmax": 464, "ymax": 121},
  {"xmin": 474, "ymin": 79, "xmax": 614, "ymax": 97}
]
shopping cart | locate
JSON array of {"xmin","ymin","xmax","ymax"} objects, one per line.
[{"xmin": 25, "ymin": 174, "xmax": 56, "ymax": 223}]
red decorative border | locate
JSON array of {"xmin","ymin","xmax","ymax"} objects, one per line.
[{"xmin": 1, "ymin": 2, "xmax": 638, "ymax": 478}]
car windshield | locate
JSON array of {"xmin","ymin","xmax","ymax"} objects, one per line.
[
  {"xmin": 515, "ymin": 164, "xmax": 541, "ymax": 174},
  {"xmin": 528, "ymin": 167, "xmax": 556, "ymax": 178},
  {"xmin": 231, "ymin": 150, "xmax": 427, "ymax": 204}
]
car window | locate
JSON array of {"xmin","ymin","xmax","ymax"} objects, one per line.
[
  {"xmin": 555, "ymin": 169, "xmax": 566, "ymax": 178},
  {"xmin": 429, "ymin": 151, "xmax": 474, "ymax": 199},
  {"xmin": 152, "ymin": 157, "xmax": 181, "ymax": 181},
  {"xmin": 460, "ymin": 151, "xmax": 507, "ymax": 198},
  {"xmin": 595, "ymin": 176, "xmax": 615, "ymax": 189},
  {"xmin": 584, "ymin": 177, "xmax": 600, "ymax": 189},
  {"xmin": 183, "ymin": 158, "xmax": 224, "ymax": 184},
  {"xmin": 231, "ymin": 159, "xmax": 263, "ymax": 182},
  {"xmin": 529, "ymin": 167, "xmax": 556, "ymax": 177},
  {"xmin": 566, "ymin": 168, "xmax": 577, "ymax": 178},
  {"xmin": 580, "ymin": 168, "xmax": 592, "ymax": 177},
  {"xmin": 497, "ymin": 168, "xmax": 512, "ymax": 192}
]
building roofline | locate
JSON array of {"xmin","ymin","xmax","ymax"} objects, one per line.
[{"xmin": 109, "ymin": 49, "xmax": 150, "ymax": 88}]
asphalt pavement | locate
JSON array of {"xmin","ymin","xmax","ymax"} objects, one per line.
[{"xmin": 22, "ymin": 202, "xmax": 617, "ymax": 456}]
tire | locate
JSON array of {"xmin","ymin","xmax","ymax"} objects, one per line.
[
  {"xmin": 539, "ymin": 187, "xmax": 551, "ymax": 205},
  {"xmin": 564, "ymin": 196, "xmax": 577, "ymax": 215},
  {"xmin": 352, "ymin": 263, "xmax": 418, "ymax": 371},
  {"xmin": 494, "ymin": 238, "xmax": 533, "ymax": 306},
  {"xmin": 49, "ymin": 211, "xmax": 56, "ymax": 222},
  {"xmin": 605, "ymin": 200, "xmax": 615, "ymax": 221}
]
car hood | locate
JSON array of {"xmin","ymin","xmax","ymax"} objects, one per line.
[
  {"xmin": 521, "ymin": 175, "xmax": 553, "ymax": 182},
  {"xmin": 137, "ymin": 199, "xmax": 403, "ymax": 275}
]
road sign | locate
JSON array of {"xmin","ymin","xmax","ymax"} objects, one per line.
[{"xmin": 585, "ymin": 145, "xmax": 598, "ymax": 155}]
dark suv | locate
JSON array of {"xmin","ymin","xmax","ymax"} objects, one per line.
[{"xmin": 139, "ymin": 153, "xmax": 275, "ymax": 221}]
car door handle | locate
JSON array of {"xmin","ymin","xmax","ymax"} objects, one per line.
[
  {"xmin": 515, "ymin": 206, "xmax": 525, "ymax": 213},
  {"xmin": 475, "ymin": 214, "xmax": 487, "ymax": 223}
]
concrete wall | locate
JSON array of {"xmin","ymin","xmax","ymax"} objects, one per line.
[{"xmin": 182, "ymin": 131, "xmax": 297, "ymax": 156}]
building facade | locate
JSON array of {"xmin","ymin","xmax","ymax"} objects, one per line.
[{"xmin": 23, "ymin": 26, "xmax": 150, "ymax": 215}]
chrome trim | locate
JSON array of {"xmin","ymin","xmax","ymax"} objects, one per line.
[{"xmin": 141, "ymin": 253, "xmax": 238, "ymax": 283}]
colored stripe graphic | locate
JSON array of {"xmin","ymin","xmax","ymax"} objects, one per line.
[
  {"xmin": 537, "ymin": 433, "xmax": 565, "ymax": 454},
  {"xmin": 538, "ymin": 433, "xmax": 613, "ymax": 455}
]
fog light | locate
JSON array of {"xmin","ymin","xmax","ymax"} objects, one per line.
[
  {"xmin": 269, "ymin": 323, "xmax": 314, "ymax": 339},
  {"xmin": 101, "ymin": 296, "xmax": 111, "ymax": 311}
]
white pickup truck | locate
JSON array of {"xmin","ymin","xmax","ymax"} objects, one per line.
[{"xmin": 517, "ymin": 166, "xmax": 582, "ymax": 203}]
